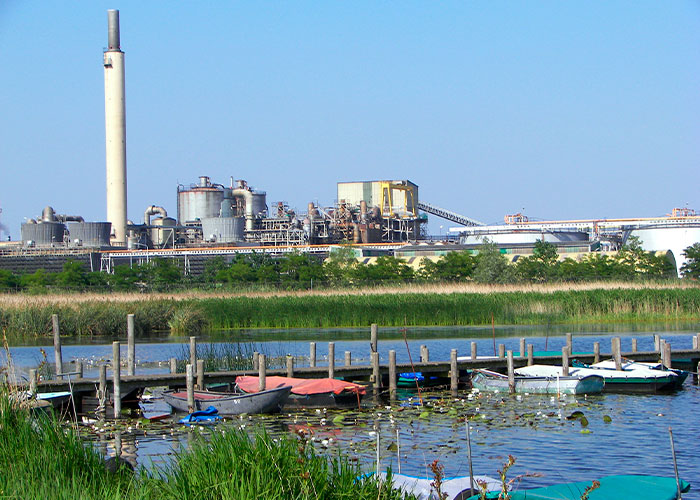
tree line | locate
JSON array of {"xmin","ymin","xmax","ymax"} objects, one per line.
[{"xmin": 1, "ymin": 239, "xmax": 699, "ymax": 292}]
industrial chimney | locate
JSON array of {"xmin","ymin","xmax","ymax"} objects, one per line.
[{"xmin": 104, "ymin": 9, "xmax": 127, "ymax": 246}]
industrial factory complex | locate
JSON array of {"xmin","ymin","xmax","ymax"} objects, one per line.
[{"xmin": 1, "ymin": 10, "xmax": 699, "ymax": 277}]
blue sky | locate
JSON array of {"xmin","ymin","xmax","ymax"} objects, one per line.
[{"xmin": 1, "ymin": 1, "xmax": 698, "ymax": 238}]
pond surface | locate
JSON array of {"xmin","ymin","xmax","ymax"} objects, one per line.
[{"xmin": 3, "ymin": 323, "xmax": 700, "ymax": 497}]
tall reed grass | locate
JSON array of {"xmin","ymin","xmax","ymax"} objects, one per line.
[
  {"xmin": 1, "ymin": 284, "xmax": 699, "ymax": 340},
  {"xmin": 0, "ymin": 392, "xmax": 414, "ymax": 500}
]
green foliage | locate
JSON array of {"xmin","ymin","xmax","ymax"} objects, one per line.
[
  {"xmin": 473, "ymin": 240, "xmax": 516, "ymax": 283},
  {"xmin": 351, "ymin": 255, "xmax": 415, "ymax": 283},
  {"xmin": 516, "ymin": 240, "xmax": 559, "ymax": 282},
  {"xmin": 419, "ymin": 251, "xmax": 476, "ymax": 280},
  {"xmin": 681, "ymin": 242, "xmax": 700, "ymax": 279}
]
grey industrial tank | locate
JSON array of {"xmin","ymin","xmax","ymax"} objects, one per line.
[
  {"xmin": 201, "ymin": 217, "xmax": 245, "ymax": 243},
  {"xmin": 21, "ymin": 222, "xmax": 65, "ymax": 246},
  {"xmin": 177, "ymin": 176, "xmax": 224, "ymax": 224},
  {"xmin": 251, "ymin": 191, "xmax": 267, "ymax": 217},
  {"xmin": 66, "ymin": 222, "xmax": 112, "ymax": 247}
]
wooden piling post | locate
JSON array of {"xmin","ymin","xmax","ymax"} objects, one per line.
[
  {"xmin": 654, "ymin": 334, "xmax": 661, "ymax": 353},
  {"xmin": 252, "ymin": 352, "xmax": 260, "ymax": 371},
  {"xmin": 99, "ymin": 364, "xmax": 107, "ymax": 409},
  {"xmin": 170, "ymin": 357, "xmax": 177, "ymax": 374},
  {"xmin": 519, "ymin": 338, "xmax": 526, "ymax": 358},
  {"xmin": 593, "ymin": 342, "xmax": 600, "ymax": 363},
  {"xmin": 127, "ymin": 314, "xmax": 135, "ymax": 376},
  {"xmin": 186, "ymin": 364, "xmax": 194, "ymax": 412},
  {"xmin": 328, "ymin": 342, "xmax": 335, "ymax": 379},
  {"xmin": 631, "ymin": 338, "xmax": 638, "ymax": 353},
  {"xmin": 344, "ymin": 351, "xmax": 352, "ymax": 366},
  {"xmin": 29, "ymin": 369, "xmax": 37, "ymax": 394},
  {"xmin": 663, "ymin": 343, "xmax": 672, "ymax": 369},
  {"xmin": 420, "ymin": 345, "xmax": 428, "ymax": 363},
  {"xmin": 112, "ymin": 341, "xmax": 121, "ymax": 419},
  {"xmin": 189, "ymin": 337, "xmax": 196, "ymax": 369},
  {"xmin": 310, "ymin": 342, "xmax": 317, "ymax": 368},
  {"xmin": 507, "ymin": 351, "xmax": 515, "ymax": 394},
  {"xmin": 695, "ymin": 333, "xmax": 700, "ymax": 350},
  {"xmin": 561, "ymin": 346, "xmax": 569, "ymax": 376},
  {"xmin": 258, "ymin": 354, "xmax": 267, "ymax": 391},
  {"xmin": 196, "ymin": 359, "xmax": 204, "ymax": 390},
  {"xmin": 527, "ymin": 344, "xmax": 534, "ymax": 366},
  {"xmin": 52, "ymin": 314, "xmax": 63, "ymax": 378},
  {"xmin": 389, "ymin": 350, "xmax": 397, "ymax": 398},
  {"xmin": 498, "ymin": 344, "xmax": 505, "ymax": 358},
  {"xmin": 471, "ymin": 342, "xmax": 477, "ymax": 360},
  {"xmin": 286, "ymin": 355, "xmax": 294, "ymax": 377},
  {"xmin": 693, "ymin": 336, "xmax": 698, "ymax": 350},
  {"xmin": 566, "ymin": 333, "xmax": 573, "ymax": 354},
  {"xmin": 451, "ymin": 349, "xmax": 459, "ymax": 393},
  {"xmin": 370, "ymin": 324, "xmax": 378, "ymax": 353},
  {"xmin": 371, "ymin": 352, "xmax": 381, "ymax": 389},
  {"xmin": 75, "ymin": 360, "xmax": 83, "ymax": 379},
  {"xmin": 612, "ymin": 337, "xmax": 622, "ymax": 371}
]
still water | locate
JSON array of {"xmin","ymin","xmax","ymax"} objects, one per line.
[{"xmin": 4, "ymin": 324, "xmax": 700, "ymax": 497}]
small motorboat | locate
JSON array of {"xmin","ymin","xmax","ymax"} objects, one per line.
[
  {"xmin": 397, "ymin": 372, "xmax": 447, "ymax": 388},
  {"xmin": 590, "ymin": 359, "xmax": 689, "ymax": 389},
  {"xmin": 466, "ymin": 474, "xmax": 690, "ymax": 500},
  {"xmin": 235, "ymin": 376, "xmax": 366, "ymax": 409},
  {"xmin": 368, "ymin": 471, "xmax": 502, "ymax": 500},
  {"xmin": 471, "ymin": 369, "xmax": 604, "ymax": 395},
  {"xmin": 162, "ymin": 385, "xmax": 291, "ymax": 415},
  {"xmin": 516, "ymin": 362, "xmax": 680, "ymax": 394}
]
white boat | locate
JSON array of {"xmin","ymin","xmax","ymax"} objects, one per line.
[
  {"xmin": 515, "ymin": 362, "xmax": 679, "ymax": 393},
  {"xmin": 371, "ymin": 471, "xmax": 502, "ymax": 500},
  {"xmin": 471, "ymin": 369, "xmax": 604, "ymax": 395},
  {"xmin": 590, "ymin": 359, "xmax": 688, "ymax": 389}
]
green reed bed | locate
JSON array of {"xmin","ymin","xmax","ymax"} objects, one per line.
[
  {"xmin": 2, "ymin": 287, "xmax": 700, "ymax": 340},
  {"xmin": 0, "ymin": 393, "xmax": 412, "ymax": 500}
]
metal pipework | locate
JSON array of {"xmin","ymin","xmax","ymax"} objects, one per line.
[
  {"xmin": 232, "ymin": 188, "xmax": 254, "ymax": 231},
  {"xmin": 104, "ymin": 9, "xmax": 127, "ymax": 246},
  {"xmin": 144, "ymin": 205, "xmax": 167, "ymax": 225},
  {"xmin": 42, "ymin": 206, "xmax": 56, "ymax": 222}
]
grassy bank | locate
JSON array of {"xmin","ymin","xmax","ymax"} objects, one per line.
[
  {"xmin": 1, "ymin": 282, "xmax": 699, "ymax": 340},
  {"xmin": 0, "ymin": 394, "xmax": 413, "ymax": 500}
]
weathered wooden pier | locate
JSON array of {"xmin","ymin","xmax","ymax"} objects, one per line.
[{"xmin": 18, "ymin": 317, "xmax": 700, "ymax": 418}]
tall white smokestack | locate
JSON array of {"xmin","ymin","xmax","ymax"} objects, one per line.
[{"xmin": 104, "ymin": 9, "xmax": 127, "ymax": 246}]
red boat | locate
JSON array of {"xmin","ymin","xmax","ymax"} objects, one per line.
[{"xmin": 235, "ymin": 376, "xmax": 366, "ymax": 409}]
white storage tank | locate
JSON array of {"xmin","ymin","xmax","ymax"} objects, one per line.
[
  {"xmin": 201, "ymin": 217, "xmax": 246, "ymax": 243},
  {"xmin": 460, "ymin": 230, "xmax": 589, "ymax": 245},
  {"xmin": 177, "ymin": 176, "xmax": 224, "ymax": 224},
  {"xmin": 150, "ymin": 217, "xmax": 177, "ymax": 247},
  {"xmin": 629, "ymin": 225, "xmax": 700, "ymax": 276}
]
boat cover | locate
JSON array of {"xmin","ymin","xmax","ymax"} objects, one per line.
[
  {"xmin": 368, "ymin": 472, "xmax": 501, "ymax": 500},
  {"xmin": 179, "ymin": 406, "xmax": 221, "ymax": 425},
  {"xmin": 235, "ymin": 376, "xmax": 366, "ymax": 396},
  {"xmin": 467, "ymin": 475, "xmax": 690, "ymax": 500}
]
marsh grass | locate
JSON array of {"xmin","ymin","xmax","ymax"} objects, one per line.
[
  {"xmin": 1, "ymin": 282, "xmax": 699, "ymax": 340},
  {"xmin": 0, "ymin": 391, "xmax": 414, "ymax": 500}
]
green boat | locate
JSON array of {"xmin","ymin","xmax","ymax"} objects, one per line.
[{"xmin": 467, "ymin": 474, "xmax": 690, "ymax": 500}]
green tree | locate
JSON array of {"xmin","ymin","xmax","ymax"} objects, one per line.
[
  {"xmin": 516, "ymin": 239, "xmax": 559, "ymax": 282},
  {"xmin": 680, "ymin": 242, "xmax": 700, "ymax": 279},
  {"xmin": 418, "ymin": 251, "xmax": 476, "ymax": 281},
  {"xmin": 0, "ymin": 269, "xmax": 20, "ymax": 290},
  {"xmin": 473, "ymin": 240, "xmax": 515, "ymax": 283},
  {"xmin": 278, "ymin": 252, "xmax": 326, "ymax": 286},
  {"xmin": 323, "ymin": 246, "xmax": 358, "ymax": 285},
  {"xmin": 54, "ymin": 261, "xmax": 88, "ymax": 289},
  {"xmin": 203, "ymin": 256, "xmax": 229, "ymax": 283},
  {"xmin": 352, "ymin": 255, "xmax": 414, "ymax": 283}
]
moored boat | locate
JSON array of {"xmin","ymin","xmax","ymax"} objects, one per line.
[
  {"xmin": 162, "ymin": 385, "xmax": 291, "ymax": 415},
  {"xmin": 516, "ymin": 362, "xmax": 680, "ymax": 393},
  {"xmin": 466, "ymin": 474, "xmax": 690, "ymax": 500},
  {"xmin": 471, "ymin": 369, "xmax": 604, "ymax": 395},
  {"xmin": 235, "ymin": 376, "xmax": 366, "ymax": 409},
  {"xmin": 370, "ymin": 471, "xmax": 502, "ymax": 500},
  {"xmin": 591, "ymin": 359, "xmax": 689, "ymax": 389}
]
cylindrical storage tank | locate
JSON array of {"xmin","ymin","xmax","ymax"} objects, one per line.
[
  {"xmin": 66, "ymin": 222, "xmax": 112, "ymax": 247},
  {"xmin": 201, "ymin": 217, "xmax": 245, "ymax": 243},
  {"xmin": 629, "ymin": 225, "xmax": 700, "ymax": 276},
  {"xmin": 21, "ymin": 222, "xmax": 65, "ymax": 246},
  {"xmin": 150, "ymin": 217, "xmax": 176, "ymax": 246},
  {"xmin": 177, "ymin": 185, "xmax": 224, "ymax": 224},
  {"xmin": 251, "ymin": 191, "xmax": 267, "ymax": 217},
  {"xmin": 460, "ymin": 230, "xmax": 588, "ymax": 245}
]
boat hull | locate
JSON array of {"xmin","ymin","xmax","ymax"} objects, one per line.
[
  {"xmin": 162, "ymin": 386, "xmax": 291, "ymax": 415},
  {"xmin": 471, "ymin": 370, "xmax": 604, "ymax": 395}
]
